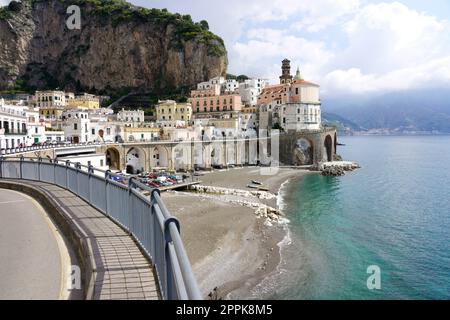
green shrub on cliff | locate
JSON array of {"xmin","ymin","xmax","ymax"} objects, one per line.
[
  {"xmin": 58, "ymin": 0, "xmax": 226, "ymax": 56},
  {"xmin": 0, "ymin": 7, "xmax": 11, "ymax": 20}
]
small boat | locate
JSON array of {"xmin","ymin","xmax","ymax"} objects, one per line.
[
  {"xmin": 247, "ymin": 184, "xmax": 259, "ymax": 189},
  {"xmin": 257, "ymin": 186, "xmax": 270, "ymax": 191},
  {"xmin": 251, "ymin": 180, "xmax": 263, "ymax": 185}
]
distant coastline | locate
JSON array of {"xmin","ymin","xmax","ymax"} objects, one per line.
[{"xmin": 339, "ymin": 131, "xmax": 450, "ymax": 136}]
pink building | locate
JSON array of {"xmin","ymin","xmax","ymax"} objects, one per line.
[{"xmin": 189, "ymin": 90, "xmax": 243, "ymax": 114}]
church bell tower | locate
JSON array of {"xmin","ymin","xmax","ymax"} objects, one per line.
[{"xmin": 279, "ymin": 58, "xmax": 293, "ymax": 84}]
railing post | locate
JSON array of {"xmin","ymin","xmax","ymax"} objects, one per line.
[
  {"xmin": 88, "ymin": 165, "xmax": 94, "ymax": 203},
  {"xmin": 105, "ymin": 170, "xmax": 111, "ymax": 216},
  {"xmin": 164, "ymin": 217, "xmax": 181, "ymax": 300},
  {"xmin": 151, "ymin": 189, "xmax": 160, "ymax": 262},
  {"xmin": 66, "ymin": 160, "xmax": 70, "ymax": 188},
  {"xmin": 128, "ymin": 177, "xmax": 135, "ymax": 235},
  {"xmin": 38, "ymin": 157, "xmax": 42, "ymax": 181},
  {"xmin": 19, "ymin": 155, "xmax": 24, "ymax": 179},
  {"xmin": 53, "ymin": 158, "xmax": 57, "ymax": 185},
  {"xmin": 75, "ymin": 162, "xmax": 81, "ymax": 195},
  {"xmin": 0, "ymin": 156, "xmax": 3, "ymax": 178}
]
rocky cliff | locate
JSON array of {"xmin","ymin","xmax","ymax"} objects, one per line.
[{"xmin": 0, "ymin": 0, "xmax": 228, "ymax": 94}]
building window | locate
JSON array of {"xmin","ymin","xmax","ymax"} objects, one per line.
[
  {"xmin": 92, "ymin": 129, "xmax": 95, "ymax": 135},
  {"xmin": 100, "ymin": 160, "xmax": 104, "ymax": 166},
  {"xmin": 74, "ymin": 123, "xmax": 78, "ymax": 130}
]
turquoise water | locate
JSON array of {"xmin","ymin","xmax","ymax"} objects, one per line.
[{"xmin": 270, "ymin": 136, "xmax": 450, "ymax": 300}]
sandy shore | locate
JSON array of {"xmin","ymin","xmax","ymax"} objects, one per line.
[{"xmin": 161, "ymin": 166, "xmax": 311, "ymax": 299}]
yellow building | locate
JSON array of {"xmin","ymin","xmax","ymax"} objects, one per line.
[
  {"xmin": 155, "ymin": 100, "xmax": 192, "ymax": 127},
  {"xmin": 35, "ymin": 90, "xmax": 66, "ymax": 109},
  {"xmin": 66, "ymin": 93, "xmax": 100, "ymax": 110},
  {"xmin": 39, "ymin": 107, "xmax": 65, "ymax": 120},
  {"xmin": 242, "ymin": 106, "xmax": 257, "ymax": 113}
]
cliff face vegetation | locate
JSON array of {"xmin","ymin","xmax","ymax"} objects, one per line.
[{"xmin": 0, "ymin": 0, "xmax": 228, "ymax": 94}]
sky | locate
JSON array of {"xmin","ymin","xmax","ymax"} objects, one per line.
[{"xmin": 2, "ymin": 0, "xmax": 450, "ymax": 98}]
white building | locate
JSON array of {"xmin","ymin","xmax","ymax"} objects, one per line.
[
  {"xmin": 239, "ymin": 78, "xmax": 268, "ymax": 106},
  {"xmin": 62, "ymin": 110, "xmax": 91, "ymax": 143},
  {"xmin": 91, "ymin": 122, "xmax": 123, "ymax": 143},
  {"xmin": 197, "ymin": 76, "xmax": 226, "ymax": 90},
  {"xmin": 0, "ymin": 99, "xmax": 28, "ymax": 149},
  {"xmin": 224, "ymin": 79, "xmax": 239, "ymax": 93},
  {"xmin": 59, "ymin": 154, "xmax": 108, "ymax": 171},
  {"xmin": 25, "ymin": 108, "xmax": 47, "ymax": 145},
  {"xmin": 117, "ymin": 108, "xmax": 145, "ymax": 123},
  {"xmin": 278, "ymin": 103, "xmax": 321, "ymax": 131}
]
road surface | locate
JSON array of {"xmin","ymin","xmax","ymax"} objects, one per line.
[{"xmin": 0, "ymin": 189, "xmax": 72, "ymax": 300}]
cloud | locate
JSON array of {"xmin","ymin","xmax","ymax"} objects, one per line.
[
  {"xmin": 233, "ymin": 29, "xmax": 333, "ymax": 83},
  {"xmin": 227, "ymin": 1, "xmax": 450, "ymax": 96},
  {"xmin": 290, "ymin": 0, "xmax": 360, "ymax": 32},
  {"xmin": 0, "ymin": 0, "xmax": 10, "ymax": 6},
  {"xmin": 322, "ymin": 2, "xmax": 450, "ymax": 95}
]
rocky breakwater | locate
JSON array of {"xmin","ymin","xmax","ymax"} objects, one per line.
[
  {"xmin": 188, "ymin": 185, "xmax": 286, "ymax": 226},
  {"xmin": 317, "ymin": 161, "xmax": 361, "ymax": 176}
]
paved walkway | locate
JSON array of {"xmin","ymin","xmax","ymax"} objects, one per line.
[
  {"xmin": 0, "ymin": 180, "xmax": 160, "ymax": 300},
  {"xmin": 0, "ymin": 189, "xmax": 70, "ymax": 300}
]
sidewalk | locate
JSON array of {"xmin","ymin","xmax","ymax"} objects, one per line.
[{"xmin": 0, "ymin": 179, "xmax": 160, "ymax": 300}]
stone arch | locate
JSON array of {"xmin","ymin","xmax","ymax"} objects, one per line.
[
  {"xmin": 106, "ymin": 147, "xmax": 121, "ymax": 170},
  {"xmin": 210, "ymin": 141, "xmax": 225, "ymax": 167},
  {"xmin": 324, "ymin": 135, "xmax": 333, "ymax": 162},
  {"xmin": 173, "ymin": 143, "xmax": 191, "ymax": 171},
  {"xmin": 225, "ymin": 139, "xmax": 236, "ymax": 166},
  {"xmin": 126, "ymin": 147, "xmax": 146, "ymax": 174},
  {"xmin": 244, "ymin": 136, "xmax": 250, "ymax": 165},
  {"xmin": 151, "ymin": 146, "xmax": 169, "ymax": 169}
]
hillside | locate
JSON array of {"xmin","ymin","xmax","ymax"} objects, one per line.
[{"xmin": 0, "ymin": 0, "xmax": 228, "ymax": 95}]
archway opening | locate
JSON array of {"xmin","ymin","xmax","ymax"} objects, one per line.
[
  {"xmin": 106, "ymin": 148, "xmax": 120, "ymax": 170},
  {"xmin": 151, "ymin": 146, "xmax": 169, "ymax": 169},
  {"xmin": 324, "ymin": 135, "xmax": 333, "ymax": 162},
  {"xmin": 126, "ymin": 147, "xmax": 145, "ymax": 174}
]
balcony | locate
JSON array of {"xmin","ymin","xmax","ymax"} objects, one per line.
[{"xmin": 2, "ymin": 128, "xmax": 28, "ymax": 135}]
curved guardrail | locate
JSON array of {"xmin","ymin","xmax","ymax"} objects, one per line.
[{"xmin": 0, "ymin": 156, "xmax": 202, "ymax": 300}]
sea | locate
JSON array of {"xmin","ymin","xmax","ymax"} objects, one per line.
[{"xmin": 255, "ymin": 135, "xmax": 450, "ymax": 300}]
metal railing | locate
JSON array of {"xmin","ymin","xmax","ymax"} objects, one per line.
[
  {"xmin": 0, "ymin": 156, "xmax": 202, "ymax": 300},
  {"xmin": 0, "ymin": 142, "xmax": 108, "ymax": 156}
]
